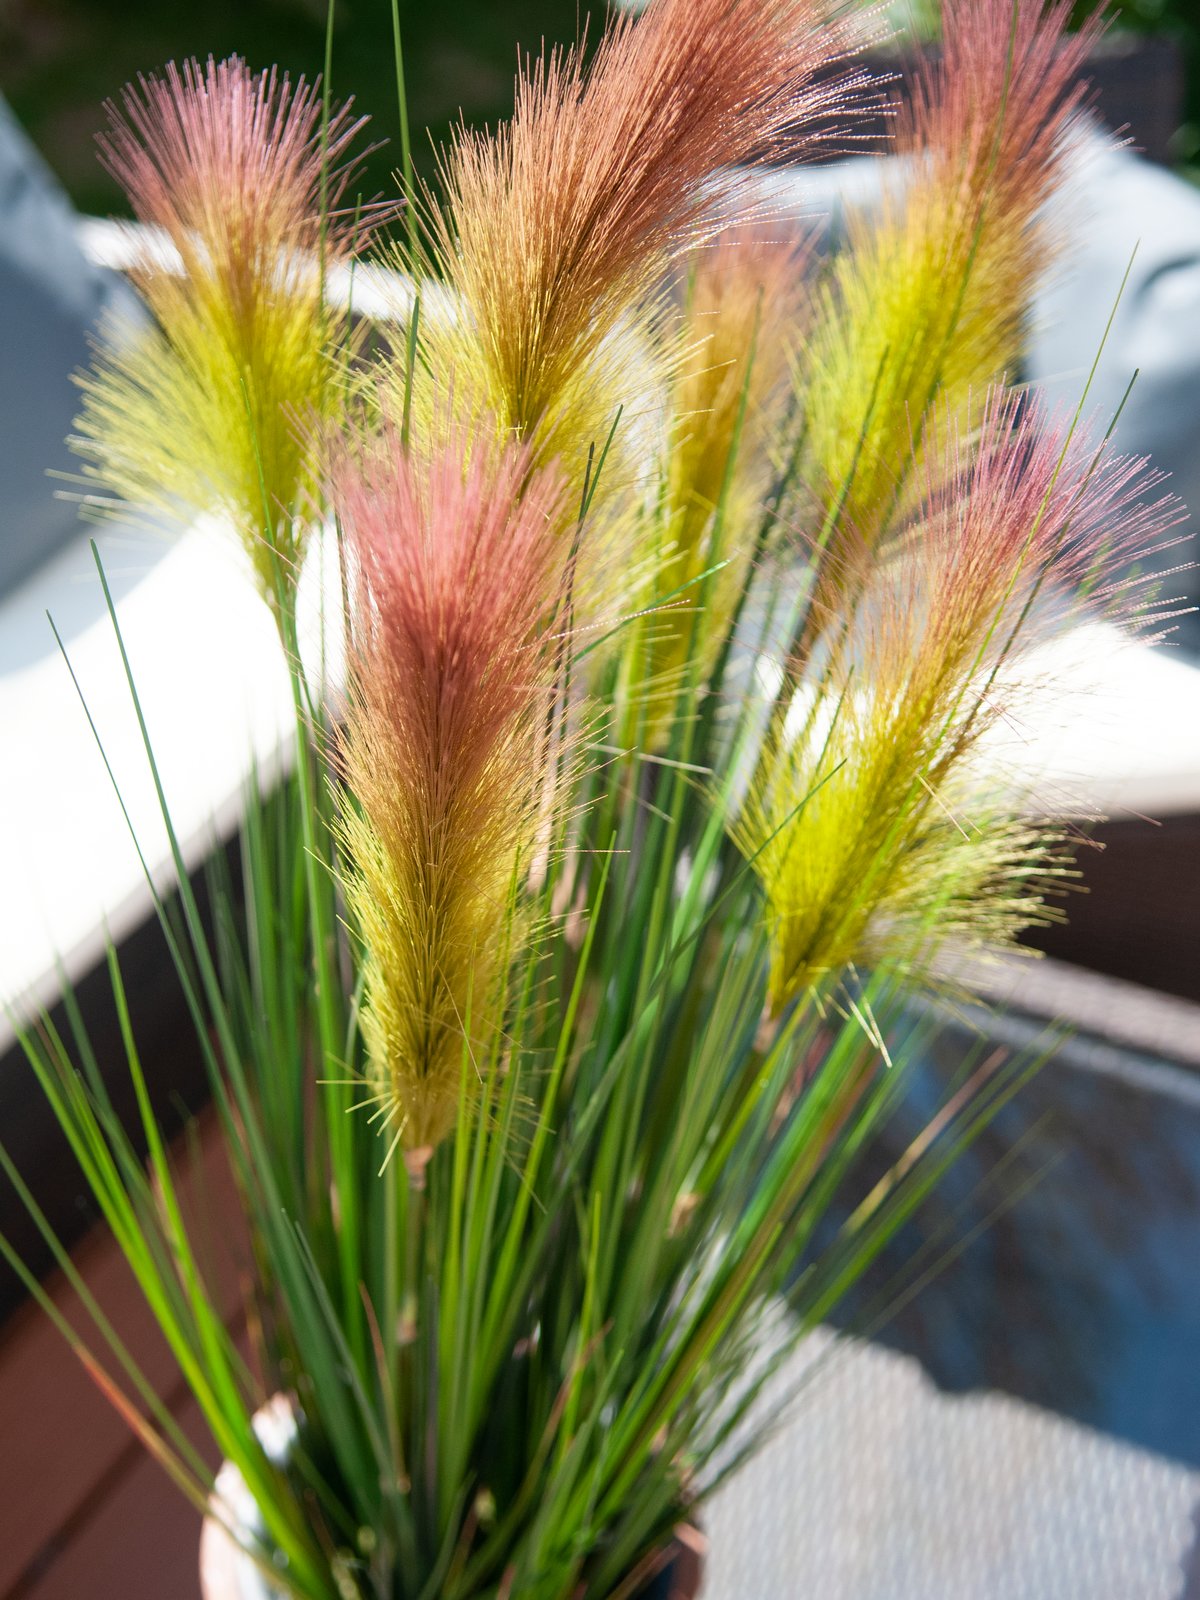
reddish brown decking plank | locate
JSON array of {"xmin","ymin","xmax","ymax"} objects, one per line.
[
  {"xmin": 17, "ymin": 1387, "xmax": 212, "ymax": 1600},
  {"xmin": 0, "ymin": 1113, "xmax": 246, "ymax": 1596}
]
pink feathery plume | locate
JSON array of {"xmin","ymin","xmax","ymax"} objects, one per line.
[
  {"xmin": 333, "ymin": 430, "xmax": 573, "ymax": 1157},
  {"xmin": 429, "ymin": 0, "xmax": 869, "ymax": 458},
  {"xmin": 907, "ymin": 390, "xmax": 1189, "ymax": 679},
  {"xmin": 98, "ymin": 56, "xmax": 373, "ymax": 276},
  {"xmin": 75, "ymin": 58, "xmax": 384, "ymax": 610},
  {"xmin": 902, "ymin": 0, "xmax": 1102, "ymax": 198},
  {"xmin": 744, "ymin": 386, "xmax": 1187, "ymax": 1010}
]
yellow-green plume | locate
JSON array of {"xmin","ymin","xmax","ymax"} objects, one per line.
[
  {"xmin": 72, "ymin": 57, "xmax": 376, "ymax": 610},
  {"xmin": 625, "ymin": 230, "xmax": 809, "ymax": 747},
  {"xmin": 800, "ymin": 0, "xmax": 1099, "ymax": 570},
  {"xmin": 736, "ymin": 389, "xmax": 1182, "ymax": 1015},
  {"xmin": 334, "ymin": 425, "xmax": 573, "ymax": 1156}
]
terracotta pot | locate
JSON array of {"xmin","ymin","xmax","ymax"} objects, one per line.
[{"xmin": 200, "ymin": 1399, "xmax": 704, "ymax": 1600}]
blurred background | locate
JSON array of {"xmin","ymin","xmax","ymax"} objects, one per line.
[
  {"xmin": 0, "ymin": 0, "xmax": 1196, "ymax": 217},
  {"xmin": 0, "ymin": 0, "xmax": 591, "ymax": 218}
]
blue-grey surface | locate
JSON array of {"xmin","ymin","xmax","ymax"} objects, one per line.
[
  {"xmin": 702, "ymin": 1326, "xmax": 1200, "ymax": 1600},
  {"xmin": 723, "ymin": 990, "xmax": 1200, "ymax": 1598},
  {"xmin": 871, "ymin": 1012, "xmax": 1200, "ymax": 1471},
  {"xmin": 0, "ymin": 96, "xmax": 142, "ymax": 598}
]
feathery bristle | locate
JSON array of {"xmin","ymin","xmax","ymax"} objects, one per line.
[
  {"xmin": 96, "ymin": 57, "xmax": 368, "ymax": 269},
  {"xmin": 410, "ymin": 0, "xmax": 866, "ymax": 494},
  {"xmin": 73, "ymin": 57, "xmax": 376, "ymax": 607},
  {"xmin": 737, "ymin": 388, "xmax": 1184, "ymax": 1013},
  {"xmin": 334, "ymin": 429, "xmax": 573, "ymax": 1153},
  {"xmin": 801, "ymin": 0, "xmax": 1101, "ymax": 562}
]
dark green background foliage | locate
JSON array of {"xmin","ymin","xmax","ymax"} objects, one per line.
[
  {"xmin": 0, "ymin": 0, "xmax": 1196, "ymax": 215},
  {"xmin": 0, "ymin": 0, "xmax": 597, "ymax": 218},
  {"xmin": 4, "ymin": 0, "xmax": 1196, "ymax": 224}
]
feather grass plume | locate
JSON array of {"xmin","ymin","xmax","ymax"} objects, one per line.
[
  {"xmin": 737, "ymin": 389, "xmax": 1184, "ymax": 1014},
  {"xmin": 406, "ymin": 0, "xmax": 868, "ymax": 500},
  {"xmin": 334, "ymin": 424, "xmax": 574, "ymax": 1156},
  {"xmin": 72, "ymin": 58, "xmax": 375, "ymax": 609},
  {"xmin": 628, "ymin": 230, "xmax": 809, "ymax": 746},
  {"xmin": 801, "ymin": 0, "xmax": 1100, "ymax": 568}
]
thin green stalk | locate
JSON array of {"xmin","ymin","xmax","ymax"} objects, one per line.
[{"xmin": 390, "ymin": 0, "xmax": 420, "ymax": 272}]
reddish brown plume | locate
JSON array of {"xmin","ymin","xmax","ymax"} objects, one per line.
[{"xmin": 430, "ymin": 0, "xmax": 869, "ymax": 458}]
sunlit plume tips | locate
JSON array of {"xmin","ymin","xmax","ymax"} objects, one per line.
[
  {"xmin": 412, "ymin": 0, "xmax": 868, "ymax": 496},
  {"xmin": 334, "ymin": 428, "xmax": 575, "ymax": 1157},
  {"xmin": 737, "ymin": 388, "xmax": 1185, "ymax": 1015},
  {"xmin": 800, "ymin": 0, "xmax": 1101, "ymax": 564},
  {"xmin": 72, "ymin": 56, "xmax": 379, "ymax": 610}
]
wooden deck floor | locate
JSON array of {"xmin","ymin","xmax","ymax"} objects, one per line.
[{"xmin": 0, "ymin": 1114, "xmax": 243, "ymax": 1600}]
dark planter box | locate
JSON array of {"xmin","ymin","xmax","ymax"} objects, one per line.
[
  {"xmin": 795, "ymin": 33, "xmax": 1186, "ymax": 167},
  {"xmin": 830, "ymin": 955, "xmax": 1200, "ymax": 1475},
  {"xmin": 1022, "ymin": 811, "xmax": 1200, "ymax": 1004}
]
